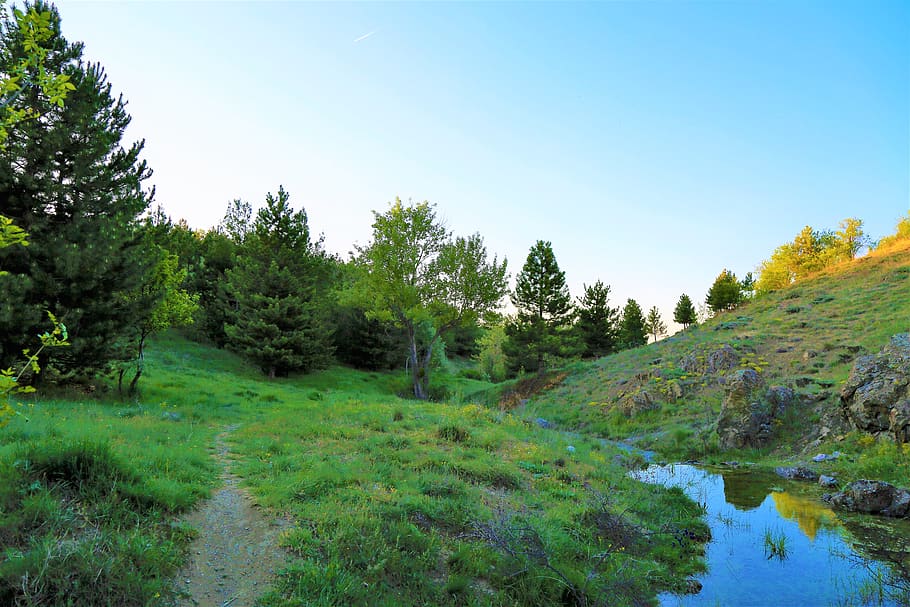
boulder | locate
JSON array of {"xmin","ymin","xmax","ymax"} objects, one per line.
[
  {"xmin": 717, "ymin": 369, "xmax": 775, "ymax": 449},
  {"xmin": 679, "ymin": 344, "xmax": 739, "ymax": 376},
  {"xmin": 622, "ymin": 389, "xmax": 659, "ymax": 417},
  {"xmin": 823, "ymin": 480, "xmax": 910, "ymax": 518},
  {"xmin": 819, "ymin": 475, "xmax": 838, "ymax": 488},
  {"xmin": 840, "ymin": 334, "xmax": 910, "ymax": 440},
  {"xmin": 766, "ymin": 386, "xmax": 796, "ymax": 413},
  {"xmin": 706, "ymin": 345, "xmax": 739, "ymax": 374},
  {"xmin": 890, "ymin": 400, "xmax": 910, "ymax": 444},
  {"xmin": 774, "ymin": 466, "xmax": 818, "ymax": 481},
  {"xmin": 534, "ymin": 417, "xmax": 553, "ymax": 429}
]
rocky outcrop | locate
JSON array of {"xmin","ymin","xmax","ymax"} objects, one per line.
[
  {"xmin": 621, "ymin": 389, "xmax": 659, "ymax": 417},
  {"xmin": 840, "ymin": 334, "xmax": 910, "ymax": 442},
  {"xmin": 774, "ymin": 466, "xmax": 818, "ymax": 481},
  {"xmin": 716, "ymin": 369, "xmax": 797, "ymax": 450},
  {"xmin": 823, "ymin": 480, "xmax": 910, "ymax": 518},
  {"xmin": 716, "ymin": 370, "xmax": 764, "ymax": 449},
  {"xmin": 679, "ymin": 344, "xmax": 739, "ymax": 376}
]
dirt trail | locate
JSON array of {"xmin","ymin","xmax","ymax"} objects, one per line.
[{"xmin": 173, "ymin": 425, "xmax": 291, "ymax": 607}]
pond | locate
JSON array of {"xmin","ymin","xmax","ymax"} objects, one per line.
[{"xmin": 634, "ymin": 464, "xmax": 910, "ymax": 607}]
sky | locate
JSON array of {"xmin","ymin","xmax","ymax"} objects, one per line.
[{"xmin": 55, "ymin": 0, "xmax": 909, "ymax": 330}]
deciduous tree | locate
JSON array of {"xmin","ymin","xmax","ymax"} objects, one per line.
[{"xmin": 354, "ymin": 198, "xmax": 508, "ymax": 399}]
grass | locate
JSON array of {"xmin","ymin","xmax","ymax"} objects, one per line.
[
  {"xmin": 0, "ymin": 331, "xmax": 709, "ymax": 606},
  {"xmin": 762, "ymin": 527, "xmax": 789, "ymax": 560}
]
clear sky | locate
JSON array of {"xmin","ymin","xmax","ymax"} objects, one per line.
[{"xmin": 56, "ymin": 0, "xmax": 909, "ymax": 330}]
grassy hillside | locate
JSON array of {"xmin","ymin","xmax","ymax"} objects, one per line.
[
  {"xmin": 528, "ymin": 241, "xmax": 910, "ymax": 481},
  {"xmin": 0, "ymin": 334, "xmax": 707, "ymax": 606}
]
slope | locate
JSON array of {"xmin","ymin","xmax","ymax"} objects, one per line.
[{"xmin": 528, "ymin": 240, "xmax": 910, "ymax": 476}]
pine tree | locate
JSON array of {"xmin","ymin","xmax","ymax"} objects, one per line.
[
  {"xmin": 673, "ymin": 293, "xmax": 697, "ymax": 329},
  {"xmin": 644, "ymin": 306, "xmax": 667, "ymax": 343},
  {"xmin": 504, "ymin": 240, "xmax": 574, "ymax": 373},
  {"xmin": 617, "ymin": 299, "xmax": 647, "ymax": 350},
  {"xmin": 223, "ymin": 187, "xmax": 333, "ymax": 378},
  {"xmin": 575, "ymin": 280, "xmax": 619, "ymax": 358},
  {"xmin": 0, "ymin": 4, "xmax": 154, "ymax": 376},
  {"xmin": 706, "ymin": 269, "xmax": 743, "ymax": 313}
]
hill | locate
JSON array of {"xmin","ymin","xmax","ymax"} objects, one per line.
[{"xmin": 527, "ymin": 241, "xmax": 910, "ymax": 482}]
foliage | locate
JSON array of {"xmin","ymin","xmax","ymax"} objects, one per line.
[
  {"xmin": 0, "ymin": 311, "xmax": 67, "ymax": 427},
  {"xmin": 0, "ymin": 3, "xmax": 154, "ymax": 378},
  {"xmin": 617, "ymin": 299, "xmax": 647, "ymax": 350},
  {"xmin": 673, "ymin": 293, "xmax": 697, "ymax": 329},
  {"xmin": 504, "ymin": 240, "xmax": 576, "ymax": 374},
  {"xmin": 836, "ymin": 217, "xmax": 870, "ymax": 260},
  {"xmin": 756, "ymin": 221, "xmax": 868, "ymax": 294},
  {"xmin": 644, "ymin": 306, "xmax": 667, "ymax": 343},
  {"xmin": 0, "ymin": 2, "xmax": 75, "ymax": 145},
  {"xmin": 476, "ymin": 324, "xmax": 508, "ymax": 382},
  {"xmin": 353, "ymin": 198, "xmax": 508, "ymax": 399},
  {"xmin": 223, "ymin": 186, "xmax": 333, "ymax": 378},
  {"xmin": 705, "ymin": 269, "xmax": 743, "ymax": 313},
  {"xmin": 877, "ymin": 212, "xmax": 910, "ymax": 251},
  {"xmin": 575, "ymin": 280, "xmax": 619, "ymax": 358},
  {"xmin": 120, "ymin": 251, "xmax": 199, "ymax": 394}
]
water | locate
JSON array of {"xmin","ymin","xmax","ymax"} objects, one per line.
[{"xmin": 634, "ymin": 464, "xmax": 910, "ymax": 607}]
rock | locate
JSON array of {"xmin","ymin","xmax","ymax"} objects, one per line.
[
  {"xmin": 890, "ymin": 400, "xmax": 910, "ymax": 443},
  {"xmin": 566, "ymin": 445, "xmax": 576, "ymax": 453},
  {"xmin": 622, "ymin": 389, "xmax": 659, "ymax": 417},
  {"xmin": 823, "ymin": 479, "xmax": 910, "ymax": 518},
  {"xmin": 884, "ymin": 489, "xmax": 910, "ymax": 518},
  {"xmin": 840, "ymin": 334, "xmax": 910, "ymax": 440},
  {"xmin": 775, "ymin": 466, "xmax": 819, "ymax": 481},
  {"xmin": 803, "ymin": 350, "xmax": 818, "ymax": 360},
  {"xmin": 667, "ymin": 381, "xmax": 684, "ymax": 401},
  {"xmin": 706, "ymin": 345, "xmax": 739, "ymax": 374},
  {"xmin": 717, "ymin": 369, "xmax": 777, "ymax": 449},
  {"xmin": 534, "ymin": 417, "xmax": 552, "ymax": 429},
  {"xmin": 766, "ymin": 386, "xmax": 795, "ymax": 414},
  {"xmin": 679, "ymin": 344, "xmax": 739, "ymax": 376},
  {"xmin": 812, "ymin": 452, "xmax": 839, "ymax": 462},
  {"xmin": 819, "ymin": 475, "xmax": 838, "ymax": 488},
  {"xmin": 162, "ymin": 411, "xmax": 182, "ymax": 422}
]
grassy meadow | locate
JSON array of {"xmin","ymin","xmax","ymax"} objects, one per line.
[{"xmin": 0, "ymin": 333, "xmax": 707, "ymax": 606}]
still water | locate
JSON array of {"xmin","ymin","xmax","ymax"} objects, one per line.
[{"xmin": 634, "ymin": 464, "xmax": 910, "ymax": 607}]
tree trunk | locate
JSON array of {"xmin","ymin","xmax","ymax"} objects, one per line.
[{"xmin": 128, "ymin": 334, "xmax": 147, "ymax": 397}]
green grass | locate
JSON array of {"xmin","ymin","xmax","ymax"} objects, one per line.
[{"xmin": 0, "ymin": 331, "xmax": 709, "ymax": 606}]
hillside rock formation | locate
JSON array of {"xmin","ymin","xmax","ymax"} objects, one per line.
[
  {"xmin": 716, "ymin": 370, "xmax": 794, "ymax": 449},
  {"xmin": 840, "ymin": 333, "xmax": 910, "ymax": 442}
]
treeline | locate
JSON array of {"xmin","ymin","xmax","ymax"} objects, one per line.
[
  {"xmin": 3, "ymin": 4, "xmax": 908, "ymax": 401},
  {"xmin": 0, "ymin": 4, "xmax": 672, "ymax": 399},
  {"xmin": 699, "ymin": 214, "xmax": 909, "ymax": 318}
]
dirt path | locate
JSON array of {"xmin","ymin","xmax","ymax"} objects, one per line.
[{"xmin": 172, "ymin": 425, "xmax": 292, "ymax": 607}]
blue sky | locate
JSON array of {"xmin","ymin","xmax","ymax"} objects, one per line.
[{"xmin": 56, "ymin": 0, "xmax": 909, "ymax": 329}]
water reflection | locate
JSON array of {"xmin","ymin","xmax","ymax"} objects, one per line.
[
  {"xmin": 770, "ymin": 491, "xmax": 838, "ymax": 542},
  {"xmin": 633, "ymin": 464, "xmax": 909, "ymax": 607}
]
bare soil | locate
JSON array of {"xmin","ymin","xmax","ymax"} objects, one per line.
[{"xmin": 172, "ymin": 425, "xmax": 291, "ymax": 607}]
